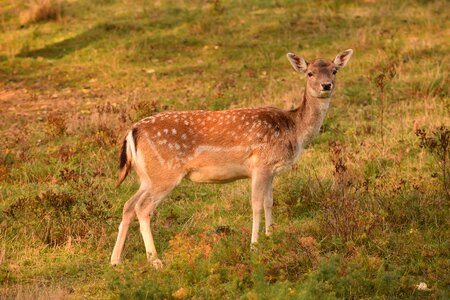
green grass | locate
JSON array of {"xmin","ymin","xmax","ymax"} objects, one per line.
[{"xmin": 1, "ymin": 0, "xmax": 449, "ymax": 298}]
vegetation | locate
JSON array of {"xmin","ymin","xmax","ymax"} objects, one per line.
[{"xmin": 0, "ymin": 0, "xmax": 449, "ymax": 298}]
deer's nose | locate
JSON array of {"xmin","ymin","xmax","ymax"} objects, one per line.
[{"xmin": 321, "ymin": 83, "xmax": 333, "ymax": 91}]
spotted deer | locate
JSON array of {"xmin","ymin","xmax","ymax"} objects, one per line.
[{"xmin": 111, "ymin": 49, "xmax": 353, "ymax": 267}]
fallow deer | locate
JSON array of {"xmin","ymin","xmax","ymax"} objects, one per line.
[{"xmin": 111, "ymin": 49, "xmax": 353, "ymax": 267}]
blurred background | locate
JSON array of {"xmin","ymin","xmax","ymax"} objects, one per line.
[{"xmin": 0, "ymin": 0, "xmax": 448, "ymax": 298}]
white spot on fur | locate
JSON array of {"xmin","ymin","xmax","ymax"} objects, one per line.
[{"xmin": 172, "ymin": 129, "xmax": 177, "ymax": 135}]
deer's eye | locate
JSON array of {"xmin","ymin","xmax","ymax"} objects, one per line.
[
  {"xmin": 332, "ymin": 70, "xmax": 337, "ymax": 75},
  {"xmin": 307, "ymin": 72, "xmax": 313, "ymax": 77}
]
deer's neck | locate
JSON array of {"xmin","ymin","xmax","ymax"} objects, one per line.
[{"xmin": 292, "ymin": 89, "xmax": 331, "ymax": 147}]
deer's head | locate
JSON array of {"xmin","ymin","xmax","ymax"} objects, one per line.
[{"xmin": 287, "ymin": 49, "xmax": 353, "ymax": 98}]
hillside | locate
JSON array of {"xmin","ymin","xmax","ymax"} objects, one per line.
[{"xmin": 0, "ymin": 0, "xmax": 449, "ymax": 298}]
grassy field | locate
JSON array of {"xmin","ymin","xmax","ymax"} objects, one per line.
[{"xmin": 0, "ymin": 0, "xmax": 449, "ymax": 298}]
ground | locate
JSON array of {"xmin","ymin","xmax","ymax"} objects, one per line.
[{"xmin": 0, "ymin": 0, "xmax": 449, "ymax": 299}]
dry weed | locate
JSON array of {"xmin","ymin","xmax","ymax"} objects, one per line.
[
  {"xmin": 46, "ymin": 113, "xmax": 66, "ymax": 136},
  {"xmin": 20, "ymin": 0, "xmax": 62, "ymax": 25}
]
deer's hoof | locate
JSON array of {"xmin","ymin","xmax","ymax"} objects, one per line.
[
  {"xmin": 151, "ymin": 258, "xmax": 164, "ymax": 269},
  {"xmin": 265, "ymin": 224, "xmax": 277, "ymax": 236}
]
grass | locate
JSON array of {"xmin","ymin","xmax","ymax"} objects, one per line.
[
  {"xmin": 0, "ymin": 0, "xmax": 449, "ymax": 298},
  {"xmin": 19, "ymin": 0, "xmax": 62, "ymax": 25}
]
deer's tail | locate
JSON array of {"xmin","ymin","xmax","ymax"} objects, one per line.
[{"xmin": 116, "ymin": 128, "xmax": 138, "ymax": 187}]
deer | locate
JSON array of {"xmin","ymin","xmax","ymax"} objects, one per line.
[{"xmin": 110, "ymin": 49, "xmax": 353, "ymax": 268}]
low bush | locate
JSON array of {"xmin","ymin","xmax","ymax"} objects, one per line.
[
  {"xmin": 3, "ymin": 180, "xmax": 112, "ymax": 246},
  {"xmin": 20, "ymin": 0, "xmax": 62, "ymax": 25}
]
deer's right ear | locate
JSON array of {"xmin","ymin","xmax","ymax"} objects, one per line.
[{"xmin": 287, "ymin": 53, "xmax": 308, "ymax": 73}]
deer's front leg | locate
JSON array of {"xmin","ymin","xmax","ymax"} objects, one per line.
[
  {"xmin": 264, "ymin": 177, "xmax": 274, "ymax": 236},
  {"xmin": 251, "ymin": 169, "xmax": 273, "ymax": 245}
]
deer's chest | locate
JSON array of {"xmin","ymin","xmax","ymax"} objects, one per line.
[{"xmin": 271, "ymin": 139, "xmax": 305, "ymax": 174}]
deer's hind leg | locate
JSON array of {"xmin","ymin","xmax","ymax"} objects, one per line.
[
  {"xmin": 111, "ymin": 188, "xmax": 145, "ymax": 265},
  {"xmin": 135, "ymin": 173, "xmax": 183, "ymax": 268}
]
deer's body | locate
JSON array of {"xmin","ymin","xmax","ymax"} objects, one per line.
[{"xmin": 111, "ymin": 50, "xmax": 353, "ymax": 267}]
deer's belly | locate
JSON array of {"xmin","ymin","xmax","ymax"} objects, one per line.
[{"xmin": 186, "ymin": 164, "xmax": 250, "ymax": 183}]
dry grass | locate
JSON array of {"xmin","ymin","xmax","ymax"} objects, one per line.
[
  {"xmin": 19, "ymin": 0, "xmax": 62, "ymax": 25},
  {"xmin": 1, "ymin": 285, "xmax": 69, "ymax": 300},
  {"xmin": 1, "ymin": 0, "xmax": 449, "ymax": 298}
]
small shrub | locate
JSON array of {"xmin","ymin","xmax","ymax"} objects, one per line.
[
  {"xmin": 0, "ymin": 150, "xmax": 14, "ymax": 181},
  {"xmin": 416, "ymin": 125, "xmax": 450, "ymax": 200},
  {"xmin": 131, "ymin": 100, "xmax": 163, "ymax": 121},
  {"xmin": 93, "ymin": 125, "xmax": 117, "ymax": 148},
  {"xmin": 4, "ymin": 185, "xmax": 111, "ymax": 246},
  {"xmin": 57, "ymin": 144, "xmax": 74, "ymax": 162},
  {"xmin": 59, "ymin": 167, "xmax": 79, "ymax": 181},
  {"xmin": 46, "ymin": 113, "xmax": 67, "ymax": 136},
  {"xmin": 319, "ymin": 141, "xmax": 384, "ymax": 244},
  {"xmin": 20, "ymin": 0, "xmax": 62, "ymax": 25}
]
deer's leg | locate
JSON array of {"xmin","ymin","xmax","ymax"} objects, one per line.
[
  {"xmin": 264, "ymin": 176, "xmax": 274, "ymax": 236},
  {"xmin": 135, "ymin": 177, "xmax": 180, "ymax": 268},
  {"xmin": 111, "ymin": 188, "xmax": 145, "ymax": 265},
  {"xmin": 251, "ymin": 169, "xmax": 273, "ymax": 245}
]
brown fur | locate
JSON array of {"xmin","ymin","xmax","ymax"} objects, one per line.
[{"xmin": 111, "ymin": 49, "xmax": 353, "ymax": 266}]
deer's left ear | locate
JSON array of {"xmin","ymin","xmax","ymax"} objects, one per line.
[{"xmin": 333, "ymin": 49, "xmax": 353, "ymax": 69}]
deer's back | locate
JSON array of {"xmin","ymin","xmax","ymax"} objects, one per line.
[{"xmin": 132, "ymin": 107, "xmax": 299, "ymax": 181}]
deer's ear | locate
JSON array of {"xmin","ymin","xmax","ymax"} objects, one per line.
[
  {"xmin": 333, "ymin": 49, "xmax": 353, "ymax": 69},
  {"xmin": 287, "ymin": 53, "xmax": 308, "ymax": 73}
]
